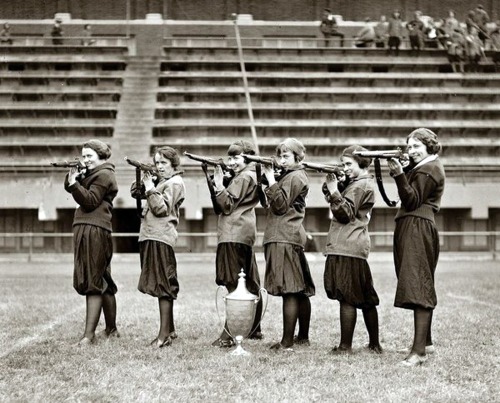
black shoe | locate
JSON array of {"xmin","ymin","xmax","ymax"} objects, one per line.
[
  {"xmin": 293, "ymin": 336, "xmax": 310, "ymax": 346},
  {"xmin": 329, "ymin": 345, "xmax": 352, "ymax": 355},
  {"xmin": 249, "ymin": 331, "xmax": 264, "ymax": 340},
  {"xmin": 270, "ymin": 342, "xmax": 293, "ymax": 352}
]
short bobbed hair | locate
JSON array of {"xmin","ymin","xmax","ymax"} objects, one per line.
[
  {"xmin": 82, "ymin": 139, "xmax": 111, "ymax": 160},
  {"xmin": 407, "ymin": 128, "xmax": 441, "ymax": 155},
  {"xmin": 227, "ymin": 140, "xmax": 256, "ymax": 156},
  {"xmin": 342, "ymin": 145, "xmax": 372, "ymax": 169},
  {"xmin": 276, "ymin": 138, "xmax": 306, "ymax": 162},
  {"xmin": 154, "ymin": 146, "xmax": 180, "ymax": 168}
]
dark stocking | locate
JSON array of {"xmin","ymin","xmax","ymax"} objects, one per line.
[
  {"xmin": 362, "ymin": 306, "xmax": 380, "ymax": 349},
  {"xmin": 250, "ymin": 297, "xmax": 263, "ymax": 336},
  {"xmin": 158, "ymin": 297, "xmax": 173, "ymax": 342},
  {"xmin": 281, "ymin": 294, "xmax": 299, "ymax": 347},
  {"xmin": 411, "ymin": 307, "xmax": 432, "ymax": 355},
  {"xmin": 296, "ymin": 294, "xmax": 311, "ymax": 341},
  {"xmin": 339, "ymin": 302, "xmax": 357, "ymax": 350},
  {"xmin": 426, "ymin": 310, "xmax": 433, "ymax": 346},
  {"xmin": 101, "ymin": 292, "xmax": 117, "ymax": 333},
  {"xmin": 83, "ymin": 294, "xmax": 102, "ymax": 339}
]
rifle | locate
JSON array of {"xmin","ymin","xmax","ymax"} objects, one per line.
[
  {"xmin": 124, "ymin": 156, "xmax": 157, "ymax": 174},
  {"xmin": 351, "ymin": 148, "xmax": 408, "ymax": 162},
  {"xmin": 301, "ymin": 161, "xmax": 344, "ymax": 177},
  {"xmin": 184, "ymin": 151, "xmax": 234, "ymax": 215},
  {"xmin": 241, "ymin": 154, "xmax": 278, "ymax": 167},
  {"xmin": 50, "ymin": 158, "xmax": 86, "ymax": 171},
  {"xmin": 183, "ymin": 152, "xmax": 231, "ymax": 172},
  {"xmin": 124, "ymin": 156, "xmax": 157, "ymax": 218},
  {"xmin": 351, "ymin": 148, "xmax": 408, "ymax": 207}
]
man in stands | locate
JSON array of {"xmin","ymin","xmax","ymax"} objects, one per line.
[
  {"xmin": 473, "ymin": 4, "xmax": 490, "ymax": 45},
  {"xmin": 354, "ymin": 18, "xmax": 376, "ymax": 48},
  {"xmin": 320, "ymin": 8, "xmax": 344, "ymax": 47},
  {"xmin": 0, "ymin": 22, "xmax": 13, "ymax": 45},
  {"xmin": 51, "ymin": 19, "xmax": 64, "ymax": 45}
]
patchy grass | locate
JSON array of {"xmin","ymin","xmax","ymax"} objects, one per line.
[{"xmin": 0, "ymin": 255, "xmax": 499, "ymax": 402}]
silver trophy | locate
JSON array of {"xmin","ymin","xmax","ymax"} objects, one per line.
[{"xmin": 216, "ymin": 269, "xmax": 268, "ymax": 356}]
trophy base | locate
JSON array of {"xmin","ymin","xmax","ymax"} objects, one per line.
[{"xmin": 230, "ymin": 335, "xmax": 251, "ymax": 356}]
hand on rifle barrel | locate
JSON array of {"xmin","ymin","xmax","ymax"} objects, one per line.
[
  {"xmin": 387, "ymin": 158, "xmax": 404, "ymax": 177},
  {"xmin": 213, "ymin": 165, "xmax": 225, "ymax": 192},
  {"xmin": 325, "ymin": 172, "xmax": 339, "ymax": 194},
  {"xmin": 142, "ymin": 171, "xmax": 155, "ymax": 192},
  {"xmin": 262, "ymin": 164, "xmax": 276, "ymax": 186}
]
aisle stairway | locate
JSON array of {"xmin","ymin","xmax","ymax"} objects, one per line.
[{"xmin": 114, "ymin": 56, "xmax": 160, "ymax": 183}]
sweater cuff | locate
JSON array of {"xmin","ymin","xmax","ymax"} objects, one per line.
[{"xmin": 328, "ymin": 190, "xmax": 343, "ymax": 204}]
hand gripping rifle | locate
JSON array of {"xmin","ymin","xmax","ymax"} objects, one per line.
[
  {"xmin": 351, "ymin": 148, "xmax": 408, "ymax": 207},
  {"xmin": 184, "ymin": 151, "xmax": 234, "ymax": 215},
  {"xmin": 240, "ymin": 154, "xmax": 284, "ymax": 208},
  {"xmin": 124, "ymin": 156, "xmax": 158, "ymax": 218}
]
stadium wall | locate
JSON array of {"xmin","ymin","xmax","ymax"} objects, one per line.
[{"xmin": 0, "ymin": 0, "xmax": 498, "ymax": 22}]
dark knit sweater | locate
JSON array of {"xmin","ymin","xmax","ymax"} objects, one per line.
[
  {"xmin": 393, "ymin": 158, "xmax": 445, "ymax": 223},
  {"xmin": 65, "ymin": 162, "xmax": 118, "ymax": 231}
]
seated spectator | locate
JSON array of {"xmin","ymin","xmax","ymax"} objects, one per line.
[
  {"xmin": 51, "ymin": 20, "xmax": 63, "ymax": 45},
  {"xmin": 473, "ymin": 4, "xmax": 490, "ymax": 46},
  {"xmin": 354, "ymin": 18, "xmax": 375, "ymax": 48},
  {"xmin": 0, "ymin": 22, "xmax": 12, "ymax": 45},
  {"xmin": 406, "ymin": 11, "xmax": 426, "ymax": 55},
  {"xmin": 434, "ymin": 19, "xmax": 450, "ymax": 49},
  {"xmin": 387, "ymin": 10, "xmax": 404, "ymax": 56},
  {"xmin": 447, "ymin": 28, "xmax": 466, "ymax": 73},
  {"xmin": 320, "ymin": 8, "xmax": 345, "ymax": 47},
  {"xmin": 490, "ymin": 21, "xmax": 500, "ymax": 64},
  {"xmin": 465, "ymin": 25, "xmax": 485, "ymax": 72},
  {"xmin": 444, "ymin": 10, "xmax": 460, "ymax": 36},
  {"xmin": 81, "ymin": 24, "xmax": 96, "ymax": 46},
  {"xmin": 374, "ymin": 15, "xmax": 388, "ymax": 48}
]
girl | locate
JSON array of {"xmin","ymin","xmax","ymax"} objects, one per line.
[
  {"xmin": 387, "ymin": 128, "xmax": 445, "ymax": 366},
  {"xmin": 65, "ymin": 139, "xmax": 119, "ymax": 345},
  {"xmin": 132, "ymin": 146, "xmax": 185, "ymax": 348},
  {"xmin": 323, "ymin": 145, "xmax": 382, "ymax": 355},
  {"xmin": 211, "ymin": 140, "xmax": 263, "ymax": 347},
  {"xmin": 262, "ymin": 138, "xmax": 315, "ymax": 351}
]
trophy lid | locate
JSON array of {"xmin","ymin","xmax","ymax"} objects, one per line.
[{"xmin": 225, "ymin": 269, "xmax": 258, "ymax": 301}]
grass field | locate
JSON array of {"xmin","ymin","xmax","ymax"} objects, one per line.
[{"xmin": 1, "ymin": 254, "xmax": 499, "ymax": 402}]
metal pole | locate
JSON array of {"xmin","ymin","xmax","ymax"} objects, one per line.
[
  {"xmin": 126, "ymin": 0, "xmax": 131, "ymax": 39},
  {"xmin": 232, "ymin": 15, "xmax": 260, "ymax": 155}
]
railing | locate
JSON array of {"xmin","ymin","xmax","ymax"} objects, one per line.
[
  {"xmin": 1, "ymin": 231, "xmax": 500, "ymax": 261},
  {"xmin": 1, "ymin": 36, "xmax": 132, "ymax": 47}
]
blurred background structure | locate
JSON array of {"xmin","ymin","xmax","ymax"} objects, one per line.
[{"xmin": 1, "ymin": 0, "xmax": 500, "ymax": 255}]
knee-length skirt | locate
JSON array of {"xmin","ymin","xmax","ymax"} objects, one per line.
[
  {"xmin": 216, "ymin": 242, "xmax": 261, "ymax": 295},
  {"xmin": 264, "ymin": 243, "xmax": 315, "ymax": 297},
  {"xmin": 394, "ymin": 216, "xmax": 439, "ymax": 310},
  {"xmin": 73, "ymin": 224, "xmax": 117, "ymax": 296},
  {"xmin": 138, "ymin": 240, "xmax": 179, "ymax": 299},
  {"xmin": 324, "ymin": 255, "xmax": 379, "ymax": 308}
]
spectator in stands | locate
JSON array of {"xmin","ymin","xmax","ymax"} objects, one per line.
[
  {"xmin": 322, "ymin": 145, "xmax": 383, "ymax": 356},
  {"xmin": 490, "ymin": 21, "xmax": 500, "ymax": 65},
  {"xmin": 261, "ymin": 138, "xmax": 315, "ymax": 351},
  {"xmin": 0, "ymin": 22, "xmax": 13, "ymax": 45},
  {"xmin": 465, "ymin": 25, "xmax": 485, "ymax": 72},
  {"xmin": 81, "ymin": 24, "xmax": 96, "ymax": 46},
  {"xmin": 447, "ymin": 27, "xmax": 466, "ymax": 73},
  {"xmin": 374, "ymin": 15, "xmax": 388, "ymax": 48},
  {"xmin": 387, "ymin": 128, "xmax": 445, "ymax": 367},
  {"xmin": 406, "ymin": 11, "xmax": 426, "ymax": 55},
  {"xmin": 209, "ymin": 140, "xmax": 264, "ymax": 348},
  {"xmin": 320, "ymin": 8, "xmax": 345, "ymax": 47},
  {"xmin": 354, "ymin": 18, "xmax": 376, "ymax": 48},
  {"xmin": 434, "ymin": 19, "xmax": 450, "ymax": 49},
  {"xmin": 51, "ymin": 19, "xmax": 64, "ymax": 45},
  {"xmin": 473, "ymin": 4, "xmax": 490, "ymax": 46},
  {"xmin": 444, "ymin": 10, "xmax": 460, "ymax": 37},
  {"xmin": 130, "ymin": 146, "xmax": 185, "ymax": 348},
  {"xmin": 64, "ymin": 139, "xmax": 119, "ymax": 346},
  {"xmin": 387, "ymin": 10, "xmax": 404, "ymax": 56}
]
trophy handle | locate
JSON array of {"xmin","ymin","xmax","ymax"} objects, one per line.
[
  {"xmin": 215, "ymin": 285, "xmax": 227, "ymax": 331},
  {"xmin": 249, "ymin": 287, "xmax": 268, "ymax": 337}
]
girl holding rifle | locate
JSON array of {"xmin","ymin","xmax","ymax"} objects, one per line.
[
  {"xmin": 323, "ymin": 145, "xmax": 382, "ymax": 355},
  {"xmin": 131, "ymin": 146, "xmax": 185, "ymax": 348},
  {"xmin": 262, "ymin": 138, "xmax": 315, "ymax": 351},
  {"xmin": 64, "ymin": 139, "xmax": 119, "ymax": 345},
  {"xmin": 387, "ymin": 128, "xmax": 445, "ymax": 366},
  {"xmin": 211, "ymin": 140, "xmax": 263, "ymax": 347}
]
